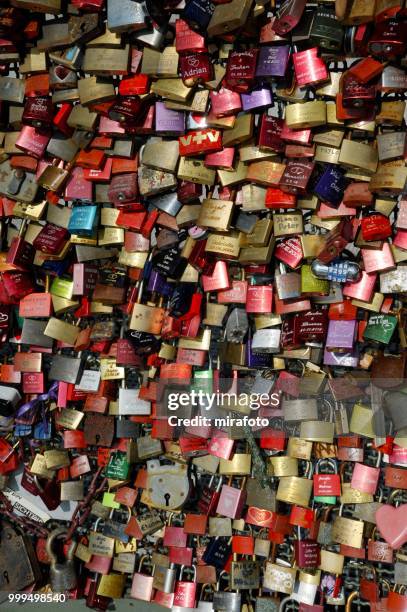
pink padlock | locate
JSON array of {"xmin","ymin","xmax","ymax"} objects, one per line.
[
  {"xmin": 131, "ymin": 555, "xmax": 154, "ymax": 601},
  {"xmin": 216, "ymin": 479, "xmax": 247, "ymax": 519},
  {"xmin": 207, "ymin": 430, "xmax": 234, "ymax": 460},
  {"xmin": 351, "ymin": 461, "xmax": 380, "ymax": 495},
  {"xmin": 84, "ymin": 554, "xmax": 112, "ymax": 575}
]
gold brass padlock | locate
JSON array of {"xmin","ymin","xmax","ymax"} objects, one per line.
[
  {"xmin": 207, "ymin": 0, "xmax": 254, "ymax": 36},
  {"xmin": 285, "ymin": 101, "xmax": 327, "ymax": 129}
]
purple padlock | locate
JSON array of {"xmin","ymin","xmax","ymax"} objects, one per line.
[
  {"xmin": 155, "ymin": 101, "xmax": 185, "ymax": 135},
  {"xmin": 246, "ymin": 341, "xmax": 273, "ymax": 368},
  {"xmin": 147, "ymin": 270, "xmax": 172, "ymax": 296},
  {"xmin": 256, "ymin": 45, "xmax": 290, "ymax": 77},
  {"xmin": 323, "ymin": 348, "xmax": 359, "ymax": 367},
  {"xmin": 326, "ymin": 319, "xmax": 357, "ymax": 351},
  {"xmin": 241, "ymin": 88, "xmax": 273, "ymax": 112}
]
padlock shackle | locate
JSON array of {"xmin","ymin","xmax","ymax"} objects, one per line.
[
  {"xmin": 179, "ymin": 563, "xmax": 197, "ymax": 582},
  {"xmin": 46, "ymin": 527, "xmax": 75, "ymax": 564},
  {"xmin": 345, "ymin": 590, "xmax": 359, "ymax": 612}
]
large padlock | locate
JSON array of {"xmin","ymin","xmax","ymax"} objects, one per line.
[
  {"xmin": 46, "ymin": 527, "xmax": 77, "ymax": 592},
  {"xmin": 0, "ymin": 522, "xmax": 41, "ymax": 599},
  {"xmin": 141, "ymin": 459, "xmax": 190, "ymax": 511}
]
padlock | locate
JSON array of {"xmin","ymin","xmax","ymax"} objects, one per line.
[
  {"xmin": 313, "ymin": 458, "xmax": 341, "ymax": 504},
  {"xmin": 387, "ymin": 585, "xmax": 407, "ymax": 610},
  {"xmin": 359, "ymin": 566, "xmax": 380, "ymax": 602},
  {"xmin": 263, "ymin": 561, "xmax": 297, "ymax": 595},
  {"xmin": 142, "ymin": 459, "xmax": 190, "ymax": 511},
  {"xmin": 368, "ymin": 525, "xmax": 394, "ymax": 564},
  {"xmin": 292, "ymin": 569, "xmax": 321, "ymax": 606},
  {"xmin": 173, "ymin": 565, "xmax": 198, "ymax": 608},
  {"xmin": 0, "ymin": 522, "xmax": 42, "ymax": 593},
  {"xmin": 212, "ymin": 571, "xmax": 241, "ymax": 612},
  {"xmin": 230, "ymin": 551, "xmax": 260, "ymax": 590},
  {"xmin": 131, "ymin": 555, "xmax": 155, "ymax": 601},
  {"xmin": 46, "ymin": 527, "xmax": 77, "ymax": 592},
  {"xmin": 350, "ymin": 451, "xmax": 381, "ymax": 495},
  {"xmin": 198, "ymin": 475, "xmax": 224, "ymax": 516},
  {"xmin": 313, "ymin": 164, "xmax": 346, "ymax": 206},
  {"xmin": 152, "ymin": 559, "xmax": 177, "ymax": 594},
  {"xmin": 225, "ymin": 307, "xmax": 249, "ymax": 343},
  {"xmin": 294, "ymin": 527, "xmax": 320, "ymax": 569},
  {"xmin": 311, "ymin": 260, "xmax": 361, "ymax": 284},
  {"xmin": 310, "ymin": 7, "xmax": 343, "ymax": 50},
  {"xmin": 292, "ymin": 47, "xmax": 328, "ymax": 88}
]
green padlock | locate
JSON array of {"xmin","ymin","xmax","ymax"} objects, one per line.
[
  {"xmin": 363, "ymin": 313, "xmax": 398, "ymax": 345},
  {"xmin": 104, "ymin": 451, "xmax": 130, "ymax": 480},
  {"xmin": 102, "ymin": 492, "xmax": 120, "ymax": 509},
  {"xmin": 301, "ymin": 264, "xmax": 330, "ymax": 295}
]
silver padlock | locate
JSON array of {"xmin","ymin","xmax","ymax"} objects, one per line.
[
  {"xmin": 46, "ymin": 527, "xmax": 77, "ymax": 592},
  {"xmin": 143, "ymin": 459, "xmax": 190, "ymax": 511},
  {"xmin": 225, "ymin": 307, "xmax": 249, "ymax": 343},
  {"xmin": 152, "ymin": 562, "xmax": 177, "ymax": 593},
  {"xmin": 212, "ymin": 571, "xmax": 241, "ymax": 612}
]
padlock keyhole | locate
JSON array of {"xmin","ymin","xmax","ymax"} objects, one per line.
[
  {"xmin": 164, "ymin": 493, "xmax": 171, "ymax": 507},
  {"xmin": 3, "ymin": 571, "xmax": 9, "ymax": 584}
]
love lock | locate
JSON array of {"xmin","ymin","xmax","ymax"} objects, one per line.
[
  {"xmin": 46, "ymin": 527, "xmax": 77, "ymax": 593},
  {"xmin": 141, "ymin": 459, "xmax": 190, "ymax": 511}
]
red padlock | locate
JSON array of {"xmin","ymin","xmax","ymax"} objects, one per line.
[
  {"xmin": 173, "ymin": 566, "xmax": 197, "ymax": 609},
  {"xmin": 294, "ymin": 528, "xmax": 320, "ymax": 568},
  {"xmin": 197, "ymin": 475, "xmax": 223, "ymax": 516},
  {"xmin": 361, "ymin": 214, "xmax": 392, "ymax": 241},
  {"xmin": 313, "ymin": 459, "xmax": 341, "ymax": 498}
]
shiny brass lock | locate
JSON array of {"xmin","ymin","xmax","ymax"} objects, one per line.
[
  {"xmin": 285, "ymin": 101, "xmax": 327, "ymax": 129},
  {"xmin": 97, "ymin": 573, "xmax": 126, "ymax": 598},
  {"xmin": 276, "ymin": 475, "xmax": 313, "ymax": 507},
  {"xmin": 197, "ymin": 198, "xmax": 234, "ymax": 232},
  {"xmin": 207, "ymin": 0, "xmax": 253, "ymax": 36},
  {"xmin": 339, "ymin": 139, "xmax": 378, "ymax": 174}
]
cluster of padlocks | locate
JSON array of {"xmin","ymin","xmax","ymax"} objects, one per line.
[{"xmin": 0, "ymin": 0, "xmax": 407, "ymax": 609}]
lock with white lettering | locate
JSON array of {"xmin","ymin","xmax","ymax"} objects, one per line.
[
  {"xmin": 313, "ymin": 458, "xmax": 341, "ymax": 504},
  {"xmin": 173, "ymin": 565, "xmax": 198, "ymax": 609}
]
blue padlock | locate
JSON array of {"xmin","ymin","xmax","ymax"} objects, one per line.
[{"xmin": 314, "ymin": 164, "xmax": 346, "ymax": 206}]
